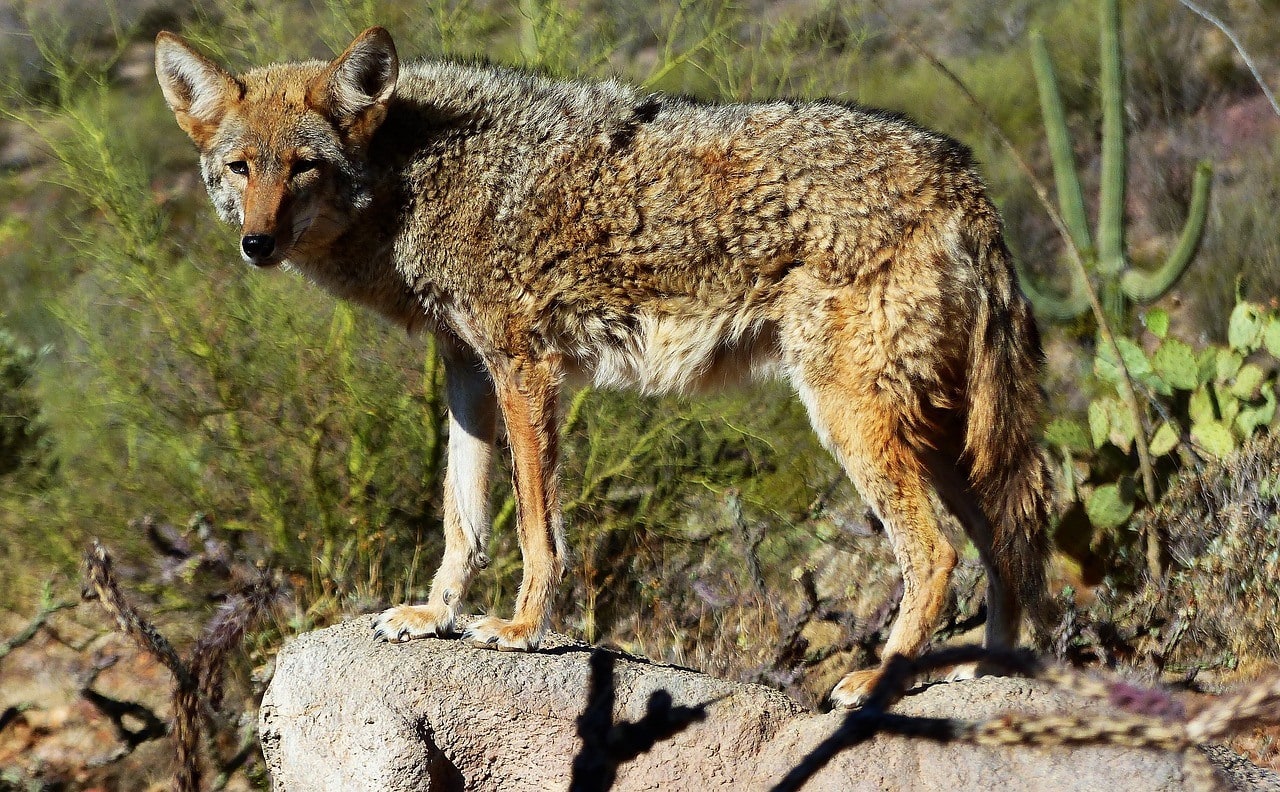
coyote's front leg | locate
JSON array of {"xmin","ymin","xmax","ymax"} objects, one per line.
[
  {"xmin": 465, "ymin": 354, "xmax": 566, "ymax": 649},
  {"xmin": 374, "ymin": 350, "xmax": 497, "ymax": 642}
]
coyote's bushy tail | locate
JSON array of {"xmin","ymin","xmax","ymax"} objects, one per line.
[{"xmin": 964, "ymin": 230, "xmax": 1055, "ymax": 642}]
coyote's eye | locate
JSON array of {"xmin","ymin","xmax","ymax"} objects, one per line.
[
  {"xmin": 291, "ymin": 159, "xmax": 321, "ymax": 177},
  {"xmin": 226, "ymin": 161, "xmax": 249, "ymax": 176}
]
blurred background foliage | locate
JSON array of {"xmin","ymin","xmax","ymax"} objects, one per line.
[{"xmin": 0, "ymin": 0, "xmax": 1278, "ymax": 785}]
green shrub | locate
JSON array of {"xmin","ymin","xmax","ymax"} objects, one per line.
[{"xmin": 0, "ymin": 324, "xmax": 53, "ymax": 483}]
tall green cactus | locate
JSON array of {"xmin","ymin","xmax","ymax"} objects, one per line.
[{"xmin": 1019, "ymin": 0, "xmax": 1213, "ymax": 324}]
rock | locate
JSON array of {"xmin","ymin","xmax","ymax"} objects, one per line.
[{"xmin": 260, "ymin": 616, "xmax": 1276, "ymax": 791}]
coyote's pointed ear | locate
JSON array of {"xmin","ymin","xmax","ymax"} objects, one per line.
[
  {"xmin": 308, "ymin": 27, "xmax": 399, "ymax": 142},
  {"xmin": 155, "ymin": 32, "xmax": 242, "ymax": 147}
]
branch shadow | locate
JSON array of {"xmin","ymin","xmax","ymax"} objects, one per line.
[
  {"xmin": 565, "ymin": 644, "xmax": 1039, "ymax": 792},
  {"xmin": 767, "ymin": 646, "xmax": 1042, "ymax": 792},
  {"xmin": 568, "ymin": 649, "xmax": 720, "ymax": 792}
]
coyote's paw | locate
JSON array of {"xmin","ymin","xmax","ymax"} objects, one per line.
[
  {"xmin": 372, "ymin": 604, "xmax": 457, "ymax": 643},
  {"xmin": 945, "ymin": 662, "xmax": 980, "ymax": 683},
  {"xmin": 464, "ymin": 615, "xmax": 543, "ymax": 650},
  {"xmin": 827, "ymin": 668, "xmax": 889, "ymax": 710}
]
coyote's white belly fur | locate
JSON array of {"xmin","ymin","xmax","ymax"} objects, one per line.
[{"xmin": 576, "ymin": 304, "xmax": 783, "ymax": 395}]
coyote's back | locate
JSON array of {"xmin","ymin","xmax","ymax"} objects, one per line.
[{"xmin": 156, "ymin": 26, "xmax": 1051, "ymax": 708}]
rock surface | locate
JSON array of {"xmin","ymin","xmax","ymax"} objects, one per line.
[{"xmin": 260, "ymin": 616, "xmax": 1277, "ymax": 791}]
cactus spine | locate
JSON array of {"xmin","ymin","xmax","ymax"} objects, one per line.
[{"xmin": 1020, "ymin": 0, "xmax": 1213, "ymax": 324}]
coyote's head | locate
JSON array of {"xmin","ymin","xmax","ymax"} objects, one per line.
[{"xmin": 155, "ymin": 28, "xmax": 399, "ymax": 268}]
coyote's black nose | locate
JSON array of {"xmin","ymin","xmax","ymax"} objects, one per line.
[{"xmin": 241, "ymin": 234, "xmax": 276, "ymax": 262}]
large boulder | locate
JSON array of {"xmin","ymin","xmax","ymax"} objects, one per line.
[{"xmin": 260, "ymin": 616, "xmax": 1275, "ymax": 791}]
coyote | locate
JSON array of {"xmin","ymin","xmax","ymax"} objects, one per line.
[{"xmin": 155, "ymin": 26, "xmax": 1050, "ymax": 706}]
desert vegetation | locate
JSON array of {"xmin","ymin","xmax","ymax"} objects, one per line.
[{"xmin": 0, "ymin": 0, "xmax": 1278, "ymax": 788}]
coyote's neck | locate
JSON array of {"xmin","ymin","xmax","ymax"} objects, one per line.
[{"xmin": 284, "ymin": 204, "xmax": 429, "ymax": 334}]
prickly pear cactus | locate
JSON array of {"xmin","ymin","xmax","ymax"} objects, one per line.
[{"xmin": 1045, "ymin": 300, "xmax": 1279, "ymax": 560}]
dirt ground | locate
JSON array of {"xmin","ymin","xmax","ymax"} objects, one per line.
[{"xmin": 0, "ymin": 606, "xmax": 258, "ymax": 791}]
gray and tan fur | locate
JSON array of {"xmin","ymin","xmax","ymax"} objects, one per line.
[{"xmin": 155, "ymin": 26, "xmax": 1051, "ymax": 706}]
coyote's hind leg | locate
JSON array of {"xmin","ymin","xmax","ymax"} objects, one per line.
[
  {"xmin": 819, "ymin": 404, "xmax": 957, "ymax": 707},
  {"xmin": 784, "ymin": 291, "xmax": 959, "ymax": 708},
  {"xmin": 924, "ymin": 453, "xmax": 1022, "ymax": 657}
]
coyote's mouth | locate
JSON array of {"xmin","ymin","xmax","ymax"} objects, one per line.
[{"xmin": 289, "ymin": 205, "xmax": 319, "ymax": 248}]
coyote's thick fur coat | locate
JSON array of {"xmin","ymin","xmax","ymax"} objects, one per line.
[{"xmin": 156, "ymin": 27, "xmax": 1051, "ymax": 706}]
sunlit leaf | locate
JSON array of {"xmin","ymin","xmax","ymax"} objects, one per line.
[
  {"xmin": 1148, "ymin": 421, "xmax": 1180, "ymax": 456},
  {"xmin": 1085, "ymin": 483, "xmax": 1134, "ymax": 530}
]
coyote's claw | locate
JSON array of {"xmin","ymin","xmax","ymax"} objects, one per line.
[
  {"xmin": 464, "ymin": 615, "xmax": 542, "ymax": 650},
  {"xmin": 372, "ymin": 604, "xmax": 457, "ymax": 643}
]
